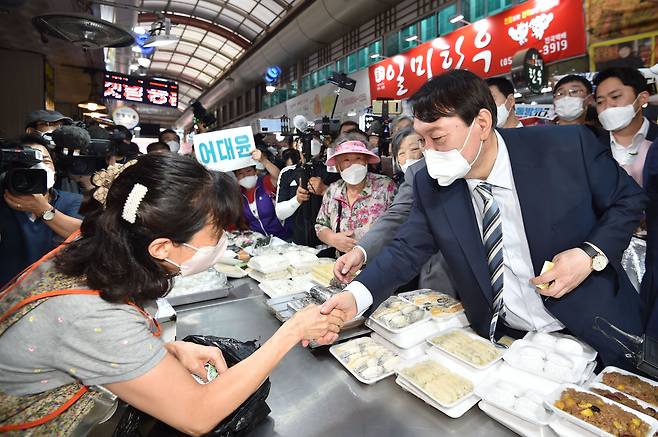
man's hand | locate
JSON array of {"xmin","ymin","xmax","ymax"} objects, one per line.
[
  {"xmin": 165, "ymin": 341, "xmax": 228, "ymax": 381},
  {"xmin": 4, "ymin": 191, "xmax": 50, "ymax": 216},
  {"xmin": 313, "ymin": 292, "xmax": 358, "ymax": 345},
  {"xmin": 296, "ymin": 186, "xmax": 310, "ymax": 203},
  {"xmin": 531, "ymin": 248, "xmax": 593, "ymax": 299},
  {"xmin": 334, "ymin": 248, "xmax": 365, "ymax": 283},
  {"xmin": 331, "ymin": 231, "xmax": 357, "ymax": 253},
  {"xmin": 308, "ymin": 177, "xmax": 327, "ymax": 196}
]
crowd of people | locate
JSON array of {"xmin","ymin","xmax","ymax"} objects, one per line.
[{"xmin": 0, "ymin": 65, "xmax": 657, "ymax": 434}]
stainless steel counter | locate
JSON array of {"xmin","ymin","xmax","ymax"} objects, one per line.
[{"xmin": 174, "ymin": 279, "xmax": 517, "ymax": 437}]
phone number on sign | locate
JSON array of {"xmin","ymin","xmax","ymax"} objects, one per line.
[{"xmin": 542, "ymin": 39, "xmax": 568, "ymax": 55}]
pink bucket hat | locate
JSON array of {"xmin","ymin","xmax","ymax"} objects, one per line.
[{"xmin": 326, "ymin": 140, "xmax": 380, "ymax": 167}]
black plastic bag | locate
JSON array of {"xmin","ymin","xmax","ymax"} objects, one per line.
[{"xmin": 113, "ymin": 335, "xmax": 271, "ymax": 437}]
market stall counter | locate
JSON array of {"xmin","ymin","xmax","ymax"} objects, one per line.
[{"xmin": 172, "ymin": 277, "xmax": 516, "ymax": 437}]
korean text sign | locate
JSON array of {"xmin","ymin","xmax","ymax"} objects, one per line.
[
  {"xmin": 104, "ymin": 72, "xmax": 178, "ymax": 108},
  {"xmin": 369, "ymin": 0, "xmax": 586, "ymax": 100},
  {"xmin": 194, "ymin": 126, "xmax": 258, "ymax": 172}
]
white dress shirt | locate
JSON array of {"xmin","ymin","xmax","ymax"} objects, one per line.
[
  {"xmin": 347, "ymin": 131, "xmax": 564, "ymax": 332},
  {"xmin": 610, "ymin": 117, "xmax": 649, "ymax": 166}
]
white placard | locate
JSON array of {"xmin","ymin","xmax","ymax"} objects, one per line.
[{"xmin": 193, "ymin": 126, "xmax": 258, "ymax": 172}]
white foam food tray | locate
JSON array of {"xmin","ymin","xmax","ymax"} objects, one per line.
[
  {"xmin": 365, "ymin": 317, "xmax": 440, "ymax": 349},
  {"xmin": 329, "ymin": 337, "xmax": 399, "ymax": 384},
  {"xmin": 395, "ymin": 354, "xmax": 479, "ymax": 411},
  {"xmin": 370, "ymin": 332, "xmax": 428, "ymax": 361},
  {"xmin": 587, "ymin": 382, "xmax": 658, "ymax": 420},
  {"xmin": 544, "ymin": 383, "xmax": 658, "ymax": 437},
  {"xmin": 474, "ymin": 378, "xmax": 552, "ymax": 426},
  {"xmin": 524, "ymin": 331, "xmax": 597, "ymax": 362},
  {"xmin": 592, "ymin": 366, "xmax": 658, "ymax": 408},
  {"xmin": 397, "ymin": 289, "xmax": 466, "ymax": 322},
  {"xmin": 213, "ymin": 263, "xmax": 247, "ymax": 278},
  {"xmin": 258, "ymin": 276, "xmax": 313, "ymax": 298},
  {"xmin": 395, "ymin": 375, "xmax": 478, "ymax": 419},
  {"xmin": 503, "ymin": 339, "xmax": 590, "ymax": 384},
  {"xmin": 478, "ymin": 401, "xmax": 555, "ymax": 437},
  {"xmin": 427, "ymin": 327, "xmax": 504, "ymax": 370},
  {"xmin": 247, "ymin": 269, "xmax": 291, "ymax": 282},
  {"xmin": 369, "ymin": 296, "xmax": 431, "ymax": 334}
]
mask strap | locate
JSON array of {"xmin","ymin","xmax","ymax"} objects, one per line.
[
  {"xmin": 182, "ymin": 243, "xmax": 199, "ymax": 252},
  {"xmin": 458, "ymin": 121, "xmax": 476, "ymax": 154},
  {"xmin": 164, "ymin": 258, "xmax": 181, "ymax": 269},
  {"xmin": 469, "ymin": 140, "xmax": 484, "ymax": 166}
]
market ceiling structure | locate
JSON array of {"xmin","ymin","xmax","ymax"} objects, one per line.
[{"xmin": 135, "ymin": 0, "xmax": 302, "ymax": 110}]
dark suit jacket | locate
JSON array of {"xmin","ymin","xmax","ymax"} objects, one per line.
[
  {"xmin": 642, "ymin": 138, "xmax": 658, "ymax": 336},
  {"xmin": 357, "ymin": 126, "xmax": 648, "ymax": 368}
]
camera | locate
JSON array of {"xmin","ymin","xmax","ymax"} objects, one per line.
[
  {"xmin": 51, "ymin": 124, "xmax": 109, "ymax": 176},
  {"xmin": 0, "ymin": 147, "xmax": 47, "ymax": 195}
]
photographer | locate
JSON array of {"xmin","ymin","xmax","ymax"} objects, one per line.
[
  {"xmin": 107, "ymin": 125, "xmax": 140, "ymax": 165},
  {"xmin": 275, "ymin": 137, "xmax": 334, "ymax": 247},
  {"xmin": 0, "ymin": 134, "xmax": 82, "ymax": 286},
  {"xmin": 24, "ymin": 109, "xmax": 72, "ymax": 136}
]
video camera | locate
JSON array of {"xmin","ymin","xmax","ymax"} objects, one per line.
[
  {"xmin": 50, "ymin": 123, "xmax": 112, "ymax": 176},
  {"xmin": 0, "ymin": 147, "xmax": 47, "ymax": 195}
]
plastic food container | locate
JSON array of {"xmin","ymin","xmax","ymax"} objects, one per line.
[
  {"xmin": 478, "ymin": 401, "xmax": 555, "ymax": 437},
  {"xmin": 475, "ymin": 379, "xmax": 551, "ymax": 426},
  {"xmin": 398, "ymin": 289, "xmax": 465, "ymax": 321},
  {"xmin": 544, "ymin": 384, "xmax": 658, "ymax": 437},
  {"xmin": 396, "ymin": 375, "xmax": 478, "ymax": 419},
  {"xmin": 592, "ymin": 366, "xmax": 658, "ymax": 408},
  {"xmin": 503, "ymin": 339, "xmax": 589, "ymax": 384},
  {"xmin": 369, "ymin": 296, "xmax": 431, "ymax": 334},
  {"xmin": 427, "ymin": 328, "xmax": 504, "ymax": 370},
  {"xmin": 396, "ymin": 358, "xmax": 475, "ymax": 409},
  {"xmin": 370, "ymin": 332, "xmax": 428, "ymax": 361},
  {"xmin": 523, "ymin": 331, "xmax": 597, "ymax": 362},
  {"xmin": 247, "ymin": 253, "xmax": 291, "ymax": 274},
  {"xmin": 329, "ymin": 337, "xmax": 400, "ymax": 384},
  {"xmin": 588, "ymin": 382, "xmax": 658, "ymax": 422},
  {"xmin": 365, "ymin": 317, "xmax": 439, "ymax": 349}
]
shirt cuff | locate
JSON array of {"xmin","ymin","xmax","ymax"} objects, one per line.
[
  {"xmin": 344, "ymin": 281, "xmax": 373, "ymax": 316},
  {"xmin": 354, "ymin": 245, "xmax": 368, "ymax": 264},
  {"xmin": 583, "ymin": 241, "xmax": 609, "ymax": 263}
]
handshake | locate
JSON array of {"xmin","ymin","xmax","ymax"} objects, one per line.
[
  {"xmin": 284, "ymin": 247, "xmax": 368, "ymax": 347},
  {"xmin": 284, "ymin": 293, "xmax": 360, "ymax": 347}
]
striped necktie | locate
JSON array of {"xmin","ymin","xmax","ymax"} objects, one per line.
[{"xmin": 475, "ymin": 182, "xmax": 506, "ymax": 348}]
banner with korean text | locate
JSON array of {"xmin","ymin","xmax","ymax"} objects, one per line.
[
  {"xmin": 193, "ymin": 126, "xmax": 258, "ymax": 172},
  {"xmin": 369, "ymin": 0, "xmax": 586, "ymax": 100}
]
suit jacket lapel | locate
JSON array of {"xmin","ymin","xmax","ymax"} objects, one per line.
[
  {"xmin": 438, "ymin": 180, "xmax": 493, "ymax": 304},
  {"xmin": 503, "ymin": 130, "xmax": 552, "ymax": 276}
]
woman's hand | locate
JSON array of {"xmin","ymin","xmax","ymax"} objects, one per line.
[
  {"xmin": 165, "ymin": 341, "xmax": 228, "ymax": 381},
  {"xmin": 331, "ymin": 230, "xmax": 357, "ymax": 253},
  {"xmin": 285, "ymin": 305, "xmax": 345, "ymax": 346},
  {"xmin": 252, "ymin": 149, "xmax": 266, "ymax": 163}
]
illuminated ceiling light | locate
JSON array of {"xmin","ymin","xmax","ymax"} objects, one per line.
[
  {"xmin": 540, "ymin": 86, "xmax": 553, "ymax": 93},
  {"xmin": 347, "ymin": 110, "xmax": 357, "ymax": 117},
  {"xmin": 370, "ymin": 53, "xmax": 382, "ymax": 59},
  {"xmin": 265, "ymin": 85, "xmax": 276, "ymax": 93},
  {"xmin": 131, "ymin": 45, "xmax": 142, "ymax": 53},
  {"xmin": 137, "ymin": 57, "xmax": 151, "ymax": 68},
  {"xmin": 133, "ymin": 26, "xmax": 146, "ymax": 35},
  {"xmin": 514, "ymin": 92, "xmax": 522, "ymax": 98},
  {"xmin": 143, "ymin": 18, "xmax": 179, "ymax": 47},
  {"xmin": 405, "ymin": 35, "xmax": 418, "ymax": 42},
  {"xmin": 129, "ymin": 63, "xmax": 139, "ymax": 71},
  {"xmin": 449, "ymin": 14, "xmax": 465, "ymax": 24},
  {"xmin": 78, "ymin": 101, "xmax": 106, "ymax": 111}
]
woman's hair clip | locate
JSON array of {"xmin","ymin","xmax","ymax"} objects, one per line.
[
  {"xmin": 121, "ymin": 183, "xmax": 148, "ymax": 224},
  {"xmin": 91, "ymin": 160, "xmax": 138, "ymax": 207}
]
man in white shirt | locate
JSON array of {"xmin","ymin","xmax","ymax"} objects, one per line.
[
  {"xmin": 594, "ymin": 67, "xmax": 658, "ymax": 188},
  {"xmin": 318, "ymin": 70, "xmax": 647, "ymax": 369},
  {"xmin": 486, "ymin": 77, "xmax": 524, "ymax": 129}
]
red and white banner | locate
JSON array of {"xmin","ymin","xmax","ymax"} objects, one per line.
[{"xmin": 369, "ymin": 0, "xmax": 586, "ymax": 100}]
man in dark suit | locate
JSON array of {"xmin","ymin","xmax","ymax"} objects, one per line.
[
  {"xmin": 642, "ymin": 138, "xmax": 658, "ymax": 336},
  {"xmin": 319, "ymin": 70, "xmax": 647, "ymax": 369}
]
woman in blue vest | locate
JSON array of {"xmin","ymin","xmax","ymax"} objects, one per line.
[{"xmin": 234, "ymin": 149, "xmax": 291, "ymax": 239}]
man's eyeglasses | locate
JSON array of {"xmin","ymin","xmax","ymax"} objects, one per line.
[{"xmin": 554, "ymin": 88, "xmax": 588, "ymax": 98}]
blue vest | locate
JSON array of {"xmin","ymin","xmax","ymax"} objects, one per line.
[{"xmin": 242, "ymin": 176, "xmax": 290, "ymax": 239}]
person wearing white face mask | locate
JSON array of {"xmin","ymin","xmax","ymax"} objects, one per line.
[
  {"xmin": 390, "ymin": 127, "xmax": 424, "ymax": 185},
  {"xmin": 0, "ymin": 153, "xmax": 345, "ymax": 435},
  {"xmin": 486, "ymin": 77, "xmax": 523, "ymax": 129},
  {"xmin": 594, "ymin": 67, "xmax": 658, "ymax": 188},
  {"xmin": 24, "ymin": 109, "xmax": 73, "ymax": 136},
  {"xmin": 318, "ymin": 70, "xmax": 648, "ymax": 371},
  {"xmin": 158, "ymin": 128, "xmax": 181, "ymax": 154},
  {"xmin": 315, "ymin": 140, "xmax": 396, "ymax": 255},
  {"xmin": 0, "ymin": 133, "xmax": 83, "ymax": 286},
  {"xmin": 233, "ymin": 148, "xmax": 290, "ymax": 239}
]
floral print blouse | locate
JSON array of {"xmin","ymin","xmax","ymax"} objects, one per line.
[{"xmin": 315, "ymin": 172, "xmax": 397, "ymax": 242}]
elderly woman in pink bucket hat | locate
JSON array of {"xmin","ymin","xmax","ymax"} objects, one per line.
[{"xmin": 315, "ymin": 140, "xmax": 397, "ymax": 255}]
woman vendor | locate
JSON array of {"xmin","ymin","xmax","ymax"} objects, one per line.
[{"xmin": 0, "ymin": 153, "xmax": 344, "ymax": 436}]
